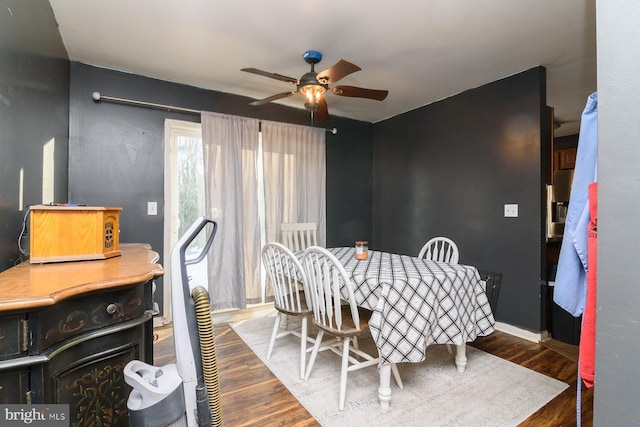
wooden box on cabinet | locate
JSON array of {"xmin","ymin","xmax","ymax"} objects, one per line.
[{"xmin": 29, "ymin": 205, "xmax": 122, "ymax": 263}]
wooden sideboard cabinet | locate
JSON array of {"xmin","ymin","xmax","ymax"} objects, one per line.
[{"xmin": 0, "ymin": 243, "xmax": 163, "ymax": 426}]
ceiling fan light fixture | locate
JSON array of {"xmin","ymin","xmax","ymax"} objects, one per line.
[{"xmin": 299, "ymin": 83, "xmax": 326, "ymax": 110}]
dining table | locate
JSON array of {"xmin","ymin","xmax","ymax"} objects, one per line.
[{"xmin": 325, "ymin": 246, "xmax": 496, "ymax": 409}]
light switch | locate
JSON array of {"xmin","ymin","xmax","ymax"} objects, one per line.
[
  {"xmin": 504, "ymin": 204, "xmax": 518, "ymax": 218},
  {"xmin": 147, "ymin": 201, "xmax": 158, "ymax": 216}
]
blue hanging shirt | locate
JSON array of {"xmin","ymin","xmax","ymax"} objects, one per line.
[{"xmin": 553, "ymin": 92, "xmax": 598, "ymax": 317}]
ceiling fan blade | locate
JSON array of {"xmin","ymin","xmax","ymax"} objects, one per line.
[
  {"xmin": 317, "ymin": 60, "xmax": 361, "ymax": 84},
  {"xmin": 249, "ymin": 91, "xmax": 297, "ymax": 106},
  {"xmin": 241, "ymin": 68, "xmax": 298, "ymax": 84},
  {"xmin": 331, "ymin": 85, "xmax": 389, "ymax": 101},
  {"xmin": 313, "ymin": 97, "xmax": 330, "ymax": 123}
]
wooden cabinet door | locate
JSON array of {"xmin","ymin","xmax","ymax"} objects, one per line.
[
  {"xmin": 32, "ymin": 314, "xmax": 152, "ymax": 427},
  {"xmin": 0, "ymin": 369, "xmax": 29, "ymax": 403},
  {"xmin": 559, "ymin": 148, "xmax": 577, "ymax": 169}
]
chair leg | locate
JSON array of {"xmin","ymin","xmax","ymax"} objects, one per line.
[
  {"xmin": 267, "ymin": 313, "xmax": 282, "ymax": 360},
  {"xmin": 299, "ymin": 317, "xmax": 308, "ymax": 379},
  {"xmin": 304, "ymin": 330, "xmax": 324, "ymax": 380},
  {"xmin": 339, "ymin": 337, "xmax": 351, "ymax": 411}
]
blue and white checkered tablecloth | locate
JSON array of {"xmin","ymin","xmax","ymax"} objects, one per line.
[{"xmin": 328, "ymin": 247, "xmax": 495, "ymax": 365}]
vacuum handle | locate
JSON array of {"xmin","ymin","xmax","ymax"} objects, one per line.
[
  {"xmin": 124, "ymin": 360, "xmax": 165, "ymax": 396},
  {"xmin": 181, "ymin": 217, "xmax": 217, "ymax": 266}
]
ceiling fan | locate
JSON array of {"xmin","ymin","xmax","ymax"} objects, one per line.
[{"xmin": 241, "ymin": 50, "xmax": 388, "ymax": 124}]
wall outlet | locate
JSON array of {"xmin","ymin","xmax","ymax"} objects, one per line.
[
  {"xmin": 147, "ymin": 201, "xmax": 158, "ymax": 216},
  {"xmin": 504, "ymin": 204, "xmax": 518, "ymax": 218}
]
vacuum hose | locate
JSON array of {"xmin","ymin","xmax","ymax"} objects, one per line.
[{"xmin": 192, "ymin": 286, "xmax": 222, "ymax": 426}]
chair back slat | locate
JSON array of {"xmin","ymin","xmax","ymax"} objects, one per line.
[
  {"xmin": 281, "ymin": 222, "xmax": 317, "ymax": 252},
  {"xmin": 302, "ymin": 246, "xmax": 359, "ymax": 331},
  {"xmin": 418, "ymin": 236, "xmax": 460, "ymax": 264},
  {"xmin": 262, "ymin": 242, "xmax": 309, "ymax": 312}
]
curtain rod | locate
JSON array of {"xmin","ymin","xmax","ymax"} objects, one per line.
[{"xmin": 91, "ymin": 92, "xmax": 338, "ymax": 134}]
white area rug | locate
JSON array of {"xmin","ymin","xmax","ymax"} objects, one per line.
[{"xmin": 232, "ymin": 314, "xmax": 568, "ymax": 427}]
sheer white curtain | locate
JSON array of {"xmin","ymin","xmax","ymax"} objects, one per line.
[
  {"xmin": 201, "ymin": 112, "xmax": 326, "ymax": 308},
  {"xmin": 261, "ymin": 120, "xmax": 326, "ymax": 246},
  {"xmin": 201, "ymin": 112, "xmax": 260, "ymax": 309}
]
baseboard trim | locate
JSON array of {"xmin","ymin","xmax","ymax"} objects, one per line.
[{"xmin": 494, "ymin": 321, "xmax": 548, "ymax": 343}]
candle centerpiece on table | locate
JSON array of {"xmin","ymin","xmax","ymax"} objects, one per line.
[{"xmin": 355, "ymin": 241, "xmax": 368, "ymax": 260}]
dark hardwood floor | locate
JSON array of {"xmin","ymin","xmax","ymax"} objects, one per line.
[{"xmin": 153, "ymin": 323, "xmax": 593, "ymax": 426}]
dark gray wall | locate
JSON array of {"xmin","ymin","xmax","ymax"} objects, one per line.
[
  {"xmin": 326, "ymin": 121, "xmax": 374, "ymax": 246},
  {"xmin": 68, "ymin": 62, "xmax": 373, "ymax": 313},
  {"xmin": 372, "ymin": 68, "xmax": 548, "ymax": 331},
  {"xmin": 595, "ymin": 1, "xmax": 640, "ymax": 424},
  {"xmin": 0, "ymin": 0, "xmax": 69, "ymax": 271}
]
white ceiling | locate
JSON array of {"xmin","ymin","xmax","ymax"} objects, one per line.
[{"xmin": 48, "ymin": 0, "xmax": 596, "ymax": 136}]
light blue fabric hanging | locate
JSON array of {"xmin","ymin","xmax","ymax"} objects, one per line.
[{"xmin": 553, "ymin": 92, "xmax": 598, "ymax": 317}]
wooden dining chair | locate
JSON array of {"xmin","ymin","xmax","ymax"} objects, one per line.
[
  {"xmin": 418, "ymin": 236, "xmax": 460, "ymax": 264},
  {"xmin": 281, "ymin": 222, "xmax": 317, "ymax": 252},
  {"xmin": 302, "ymin": 246, "xmax": 403, "ymax": 410},
  {"xmin": 261, "ymin": 242, "xmax": 314, "ymax": 379}
]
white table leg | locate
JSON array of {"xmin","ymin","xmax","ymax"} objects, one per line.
[
  {"xmin": 378, "ymin": 363, "xmax": 392, "ymax": 409},
  {"xmin": 455, "ymin": 343, "xmax": 467, "ymax": 373}
]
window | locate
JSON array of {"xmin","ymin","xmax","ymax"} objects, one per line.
[{"xmin": 163, "ymin": 116, "xmax": 325, "ymax": 321}]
